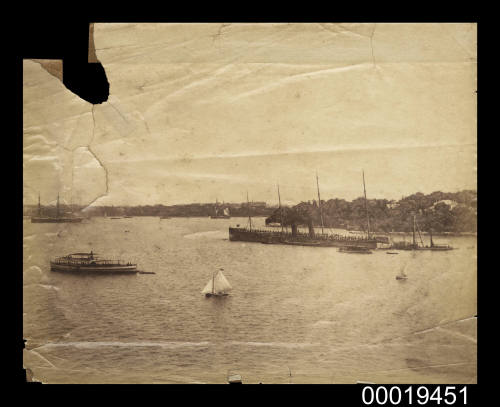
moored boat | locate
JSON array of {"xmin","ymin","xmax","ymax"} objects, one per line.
[
  {"xmin": 427, "ymin": 230, "xmax": 453, "ymax": 250},
  {"xmin": 50, "ymin": 252, "xmax": 137, "ymax": 274},
  {"xmin": 211, "ymin": 198, "xmax": 231, "ymax": 219},
  {"xmin": 32, "ymin": 216, "xmax": 83, "ymax": 223},
  {"xmin": 390, "ymin": 216, "xmax": 453, "ymax": 251},
  {"xmin": 229, "ymin": 173, "xmax": 379, "ymax": 249},
  {"xmin": 338, "ymin": 245, "xmax": 372, "ymax": 254},
  {"xmin": 229, "ymin": 227, "xmax": 378, "ymax": 248},
  {"xmin": 31, "ymin": 193, "xmax": 83, "ymax": 223},
  {"xmin": 227, "ymin": 373, "xmax": 242, "ymax": 384}
]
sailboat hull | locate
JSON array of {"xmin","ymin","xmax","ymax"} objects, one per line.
[{"xmin": 205, "ymin": 293, "xmax": 229, "ymax": 297}]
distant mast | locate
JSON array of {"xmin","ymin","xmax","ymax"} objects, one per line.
[
  {"xmin": 37, "ymin": 193, "xmax": 41, "ymax": 216},
  {"xmin": 56, "ymin": 193, "xmax": 60, "ymax": 218},
  {"xmin": 316, "ymin": 172, "xmax": 324, "ymax": 234},
  {"xmin": 412, "ymin": 214, "xmax": 417, "ymax": 247},
  {"xmin": 277, "ymin": 184, "xmax": 284, "ymax": 234},
  {"xmin": 362, "ymin": 170, "xmax": 371, "ymax": 238},
  {"xmin": 247, "ymin": 191, "xmax": 252, "ymax": 231}
]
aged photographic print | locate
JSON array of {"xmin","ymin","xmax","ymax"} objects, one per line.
[{"xmin": 23, "ymin": 23, "xmax": 477, "ymax": 384}]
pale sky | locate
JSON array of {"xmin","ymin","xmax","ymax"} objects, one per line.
[{"xmin": 23, "ymin": 23, "xmax": 477, "ymax": 207}]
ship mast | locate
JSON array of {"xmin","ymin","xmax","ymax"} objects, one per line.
[
  {"xmin": 277, "ymin": 184, "xmax": 284, "ymax": 234},
  {"xmin": 362, "ymin": 170, "xmax": 371, "ymax": 238},
  {"xmin": 37, "ymin": 193, "xmax": 41, "ymax": 216},
  {"xmin": 247, "ymin": 191, "xmax": 252, "ymax": 231},
  {"xmin": 412, "ymin": 214, "xmax": 416, "ymax": 248},
  {"xmin": 415, "ymin": 216, "xmax": 424, "ymax": 246},
  {"xmin": 316, "ymin": 172, "xmax": 324, "ymax": 234},
  {"xmin": 56, "ymin": 193, "xmax": 60, "ymax": 218}
]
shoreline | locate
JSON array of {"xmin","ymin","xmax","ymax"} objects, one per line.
[{"xmin": 349, "ymin": 230, "xmax": 477, "ymax": 237}]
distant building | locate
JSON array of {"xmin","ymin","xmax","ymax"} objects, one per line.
[
  {"xmin": 241, "ymin": 201, "xmax": 266, "ymax": 208},
  {"xmin": 432, "ymin": 199, "xmax": 458, "ymax": 210}
]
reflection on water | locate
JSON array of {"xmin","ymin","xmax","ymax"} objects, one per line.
[{"xmin": 23, "ymin": 217, "xmax": 476, "ymax": 383}]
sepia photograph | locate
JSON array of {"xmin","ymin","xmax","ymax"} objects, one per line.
[{"xmin": 22, "ymin": 23, "xmax": 477, "ymax": 384}]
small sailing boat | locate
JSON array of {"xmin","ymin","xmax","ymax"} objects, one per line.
[
  {"xmin": 211, "ymin": 198, "xmax": 231, "ymax": 219},
  {"xmin": 202, "ymin": 268, "xmax": 232, "ymax": 297},
  {"xmin": 396, "ymin": 265, "xmax": 408, "ymax": 280}
]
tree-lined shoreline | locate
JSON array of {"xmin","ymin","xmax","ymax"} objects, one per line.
[
  {"xmin": 23, "ymin": 190, "xmax": 476, "ymax": 234},
  {"xmin": 266, "ymin": 190, "xmax": 477, "ymax": 234}
]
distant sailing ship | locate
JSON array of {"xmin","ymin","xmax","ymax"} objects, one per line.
[
  {"xmin": 229, "ymin": 172, "xmax": 379, "ymax": 249},
  {"xmin": 31, "ymin": 193, "xmax": 83, "ymax": 223},
  {"xmin": 211, "ymin": 198, "xmax": 231, "ymax": 219},
  {"xmin": 202, "ymin": 269, "xmax": 232, "ymax": 297},
  {"xmin": 391, "ymin": 215, "xmax": 453, "ymax": 251}
]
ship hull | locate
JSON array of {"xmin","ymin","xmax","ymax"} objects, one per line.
[
  {"xmin": 50, "ymin": 263, "xmax": 137, "ymax": 274},
  {"xmin": 31, "ymin": 217, "xmax": 83, "ymax": 223},
  {"xmin": 205, "ymin": 293, "xmax": 229, "ymax": 297},
  {"xmin": 229, "ymin": 227, "xmax": 377, "ymax": 249},
  {"xmin": 211, "ymin": 215, "xmax": 231, "ymax": 219},
  {"xmin": 338, "ymin": 247, "xmax": 372, "ymax": 254},
  {"xmin": 390, "ymin": 244, "xmax": 453, "ymax": 251}
]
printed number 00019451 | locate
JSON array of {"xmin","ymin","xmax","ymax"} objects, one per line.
[{"xmin": 361, "ymin": 386, "xmax": 467, "ymax": 405}]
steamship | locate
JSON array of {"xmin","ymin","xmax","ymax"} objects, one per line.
[{"xmin": 228, "ymin": 172, "xmax": 379, "ymax": 249}]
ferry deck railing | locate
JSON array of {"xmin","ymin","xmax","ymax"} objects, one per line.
[
  {"xmin": 51, "ymin": 257, "xmax": 136, "ymax": 266},
  {"xmin": 230, "ymin": 227, "xmax": 375, "ymax": 241}
]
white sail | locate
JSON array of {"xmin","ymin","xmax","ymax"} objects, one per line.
[
  {"xmin": 398, "ymin": 264, "xmax": 408, "ymax": 278},
  {"xmin": 223, "ymin": 208, "xmax": 230, "ymax": 216},
  {"xmin": 201, "ymin": 270, "xmax": 232, "ymax": 294},
  {"xmin": 214, "ymin": 271, "xmax": 232, "ymax": 293},
  {"xmin": 201, "ymin": 278, "xmax": 214, "ymax": 294}
]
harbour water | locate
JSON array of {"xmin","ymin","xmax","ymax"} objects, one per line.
[{"xmin": 23, "ymin": 217, "xmax": 477, "ymax": 384}]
